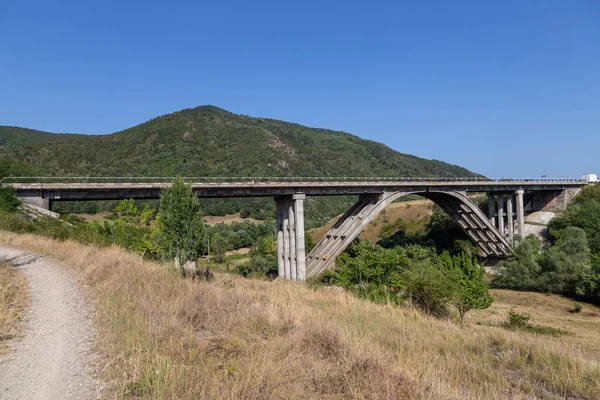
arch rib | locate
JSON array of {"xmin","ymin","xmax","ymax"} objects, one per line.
[{"xmin": 306, "ymin": 189, "xmax": 512, "ymax": 278}]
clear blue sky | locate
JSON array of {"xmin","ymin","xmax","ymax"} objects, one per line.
[{"xmin": 1, "ymin": 0, "xmax": 598, "ymax": 178}]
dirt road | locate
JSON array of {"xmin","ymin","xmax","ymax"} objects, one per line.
[{"xmin": 0, "ymin": 247, "xmax": 100, "ymax": 399}]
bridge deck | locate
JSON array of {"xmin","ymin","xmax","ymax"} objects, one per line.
[
  {"xmin": 7, "ymin": 178, "xmax": 586, "ymax": 200},
  {"xmin": 5, "ymin": 178, "xmax": 585, "ymax": 200}
]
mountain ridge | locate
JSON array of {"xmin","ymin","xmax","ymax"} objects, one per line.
[{"xmin": 0, "ymin": 105, "xmax": 479, "ymax": 179}]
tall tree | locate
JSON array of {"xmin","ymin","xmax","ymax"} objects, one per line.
[
  {"xmin": 155, "ymin": 178, "xmax": 205, "ymax": 273},
  {"xmin": 439, "ymin": 251, "xmax": 493, "ymax": 325}
]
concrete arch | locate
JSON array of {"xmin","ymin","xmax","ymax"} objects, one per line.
[{"xmin": 305, "ymin": 189, "xmax": 511, "ymax": 278}]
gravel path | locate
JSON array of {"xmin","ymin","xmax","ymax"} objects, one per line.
[{"xmin": 0, "ymin": 247, "xmax": 100, "ymax": 400}]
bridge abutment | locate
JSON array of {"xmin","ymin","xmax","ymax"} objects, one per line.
[{"xmin": 20, "ymin": 195, "xmax": 51, "ymax": 210}]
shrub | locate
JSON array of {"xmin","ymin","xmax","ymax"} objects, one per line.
[
  {"xmin": 439, "ymin": 251, "xmax": 492, "ymax": 325},
  {"xmin": 0, "ymin": 187, "xmax": 21, "ymax": 213},
  {"xmin": 568, "ymin": 302, "xmax": 583, "ymax": 314},
  {"xmin": 401, "ymin": 261, "xmax": 455, "ymax": 317},
  {"xmin": 503, "ymin": 309, "xmax": 568, "ymax": 336},
  {"xmin": 506, "ymin": 309, "xmax": 531, "ymax": 329},
  {"xmin": 238, "ymin": 254, "xmax": 277, "ymax": 279}
]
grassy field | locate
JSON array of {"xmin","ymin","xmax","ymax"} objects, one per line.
[
  {"xmin": 0, "ymin": 232, "xmax": 599, "ymax": 399},
  {"xmin": 0, "ymin": 261, "xmax": 28, "ymax": 353}
]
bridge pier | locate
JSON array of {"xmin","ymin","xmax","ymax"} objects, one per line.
[
  {"xmin": 497, "ymin": 195, "xmax": 505, "ymax": 238},
  {"xmin": 506, "ymin": 195, "xmax": 514, "ymax": 243},
  {"xmin": 276, "ymin": 194, "xmax": 306, "ymax": 281},
  {"xmin": 515, "ymin": 189, "xmax": 525, "ymax": 237},
  {"xmin": 487, "ymin": 191, "xmax": 525, "ymax": 241},
  {"xmin": 487, "ymin": 195, "xmax": 496, "ymax": 226}
]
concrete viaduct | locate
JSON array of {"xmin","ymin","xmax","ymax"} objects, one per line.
[{"xmin": 2, "ymin": 177, "xmax": 586, "ymax": 281}]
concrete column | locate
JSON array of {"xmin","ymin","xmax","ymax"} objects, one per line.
[
  {"xmin": 276, "ymin": 199, "xmax": 285, "ymax": 278},
  {"xmin": 288, "ymin": 201, "xmax": 297, "ymax": 281},
  {"xmin": 506, "ymin": 195, "xmax": 514, "ymax": 243},
  {"xmin": 487, "ymin": 194, "xmax": 496, "ymax": 226},
  {"xmin": 497, "ymin": 195, "xmax": 505, "ymax": 237},
  {"xmin": 516, "ymin": 190, "xmax": 525, "ymax": 237},
  {"xmin": 293, "ymin": 194, "xmax": 306, "ymax": 281},
  {"xmin": 283, "ymin": 205, "xmax": 291, "ymax": 279},
  {"xmin": 274, "ymin": 194, "xmax": 307, "ymax": 281}
]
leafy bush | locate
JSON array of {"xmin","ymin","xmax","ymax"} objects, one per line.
[
  {"xmin": 0, "ymin": 187, "xmax": 21, "ymax": 213},
  {"xmin": 238, "ymin": 254, "xmax": 277, "ymax": 279},
  {"xmin": 506, "ymin": 309, "xmax": 531, "ymax": 329},
  {"xmin": 334, "ymin": 242, "xmax": 430, "ymax": 305},
  {"xmin": 439, "ymin": 251, "xmax": 492, "ymax": 325},
  {"xmin": 401, "ymin": 261, "xmax": 455, "ymax": 317},
  {"xmin": 332, "ymin": 241, "xmax": 492, "ymax": 320},
  {"xmin": 502, "ymin": 309, "xmax": 568, "ymax": 336}
]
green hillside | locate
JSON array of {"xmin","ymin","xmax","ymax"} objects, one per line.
[
  {"xmin": 0, "ymin": 106, "xmax": 479, "ymax": 224},
  {"xmin": 0, "ymin": 105, "xmax": 476, "ymax": 178}
]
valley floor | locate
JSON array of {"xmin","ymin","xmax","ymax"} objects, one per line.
[{"xmin": 0, "ymin": 231, "xmax": 598, "ymax": 399}]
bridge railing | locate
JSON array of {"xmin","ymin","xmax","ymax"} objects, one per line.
[{"xmin": 0, "ymin": 176, "xmax": 587, "ymax": 187}]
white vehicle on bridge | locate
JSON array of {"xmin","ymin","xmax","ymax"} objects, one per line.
[{"xmin": 582, "ymin": 174, "xmax": 598, "ymax": 183}]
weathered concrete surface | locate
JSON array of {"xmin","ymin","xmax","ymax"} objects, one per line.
[
  {"xmin": 21, "ymin": 202, "xmax": 60, "ymax": 219},
  {"xmin": 10, "ymin": 180, "xmax": 587, "ymax": 201},
  {"xmin": 20, "ymin": 195, "xmax": 50, "ymax": 210},
  {"xmin": 276, "ymin": 194, "xmax": 306, "ymax": 280},
  {"xmin": 521, "ymin": 211, "xmax": 557, "ymax": 238},
  {"xmin": 525, "ymin": 188, "xmax": 581, "ymax": 213}
]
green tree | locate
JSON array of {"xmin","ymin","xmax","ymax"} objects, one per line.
[
  {"xmin": 210, "ymin": 233, "xmax": 229, "ymax": 263},
  {"xmin": 538, "ymin": 226, "xmax": 591, "ymax": 296},
  {"xmin": 492, "ymin": 235, "xmax": 543, "ymax": 291},
  {"xmin": 439, "ymin": 251, "xmax": 492, "ymax": 325},
  {"xmin": 155, "ymin": 178, "xmax": 205, "ymax": 274},
  {"xmin": 549, "ymin": 200, "xmax": 600, "ymax": 258}
]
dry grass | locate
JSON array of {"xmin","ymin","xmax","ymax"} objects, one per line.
[
  {"xmin": 309, "ymin": 200, "xmax": 434, "ymax": 243},
  {"xmin": 203, "ymin": 214, "xmax": 264, "ymax": 225},
  {"xmin": 1, "ymin": 232, "xmax": 599, "ymax": 399},
  {"xmin": 0, "ymin": 261, "xmax": 28, "ymax": 353},
  {"xmin": 471, "ymin": 289, "xmax": 600, "ymax": 364}
]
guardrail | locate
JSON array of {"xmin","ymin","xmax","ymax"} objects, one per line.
[{"xmin": 0, "ymin": 176, "xmax": 587, "ymax": 187}]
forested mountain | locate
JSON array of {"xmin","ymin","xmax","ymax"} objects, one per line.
[{"xmin": 0, "ymin": 105, "xmax": 477, "ymax": 178}]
